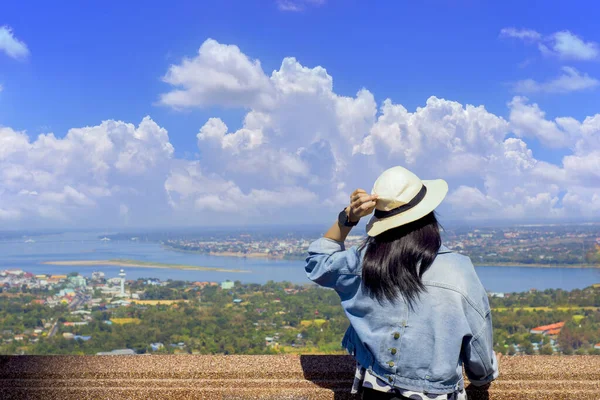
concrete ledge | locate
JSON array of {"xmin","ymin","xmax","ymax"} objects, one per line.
[{"xmin": 1, "ymin": 355, "xmax": 599, "ymax": 399}]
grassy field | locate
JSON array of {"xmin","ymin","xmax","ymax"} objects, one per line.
[
  {"xmin": 300, "ymin": 319, "xmax": 327, "ymax": 327},
  {"xmin": 572, "ymin": 315, "xmax": 585, "ymax": 323},
  {"xmin": 110, "ymin": 318, "xmax": 142, "ymax": 324}
]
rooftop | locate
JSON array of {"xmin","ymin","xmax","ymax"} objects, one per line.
[
  {"xmin": 531, "ymin": 321, "xmax": 566, "ymax": 332},
  {"xmin": 1, "ymin": 355, "xmax": 599, "ymax": 399}
]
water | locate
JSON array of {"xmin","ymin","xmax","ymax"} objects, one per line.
[{"xmin": 2, "ymin": 232, "xmax": 599, "ymax": 293}]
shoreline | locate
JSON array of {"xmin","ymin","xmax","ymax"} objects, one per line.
[
  {"xmin": 473, "ymin": 262, "xmax": 600, "ymax": 269},
  {"xmin": 41, "ymin": 259, "xmax": 250, "ymax": 273},
  {"xmin": 163, "ymin": 246, "xmax": 599, "ymax": 268},
  {"xmin": 162, "ymin": 245, "xmax": 303, "ymax": 261}
]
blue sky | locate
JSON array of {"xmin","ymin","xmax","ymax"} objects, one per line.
[{"xmin": 1, "ymin": 1, "xmax": 599, "ymax": 228}]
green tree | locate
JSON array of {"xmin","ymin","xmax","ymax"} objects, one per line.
[
  {"xmin": 539, "ymin": 343, "xmax": 554, "ymax": 355},
  {"xmin": 522, "ymin": 340, "xmax": 535, "ymax": 355}
]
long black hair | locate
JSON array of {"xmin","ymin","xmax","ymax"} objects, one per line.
[{"xmin": 359, "ymin": 211, "xmax": 441, "ymax": 306}]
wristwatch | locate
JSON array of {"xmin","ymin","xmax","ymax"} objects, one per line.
[{"xmin": 338, "ymin": 208, "xmax": 358, "ymax": 227}]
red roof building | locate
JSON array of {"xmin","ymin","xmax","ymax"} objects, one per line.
[{"xmin": 530, "ymin": 321, "xmax": 565, "ymax": 336}]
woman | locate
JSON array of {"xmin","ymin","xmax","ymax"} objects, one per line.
[{"xmin": 305, "ymin": 166, "xmax": 499, "ymax": 399}]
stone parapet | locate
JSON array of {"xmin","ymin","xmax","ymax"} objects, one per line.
[{"xmin": 1, "ymin": 355, "xmax": 599, "ymax": 399}]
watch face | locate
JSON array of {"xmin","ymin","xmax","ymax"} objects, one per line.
[
  {"xmin": 338, "ymin": 209, "xmax": 349, "ymax": 226},
  {"xmin": 339, "ymin": 209, "xmax": 355, "ymax": 226}
]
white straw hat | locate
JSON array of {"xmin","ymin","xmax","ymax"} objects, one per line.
[{"xmin": 365, "ymin": 166, "xmax": 448, "ymax": 237}]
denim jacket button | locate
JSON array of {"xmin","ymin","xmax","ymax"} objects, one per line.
[
  {"xmin": 387, "ymin": 361, "xmax": 395, "ymax": 367},
  {"xmin": 387, "ymin": 376, "xmax": 393, "ymax": 383},
  {"xmin": 390, "ymin": 348, "xmax": 397, "ymax": 355},
  {"xmin": 393, "ymin": 332, "xmax": 400, "ymax": 340}
]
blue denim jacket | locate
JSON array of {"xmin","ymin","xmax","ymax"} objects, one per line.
[{"xmin": 305, "ymin": 237, "xmax": 499, "ymax": 394}]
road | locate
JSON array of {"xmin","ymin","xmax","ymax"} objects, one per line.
[
  {"xmin": 48, "ymin": 292, "xmax": 91, "ymax": 337},
  {"xmin": 48, "ymin": 320, "xmax": 59, "ymax": 337}
]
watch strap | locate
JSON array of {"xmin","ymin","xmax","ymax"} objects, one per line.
[{"xmin": 338, "ymin": 208, "xmax": 358, "ymax": 227}]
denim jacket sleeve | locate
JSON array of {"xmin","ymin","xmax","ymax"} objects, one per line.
[
  {"xmin": 462, "ymin": 308, "xmax": 499, "ymax": 386},
  {"xmin": 305, "ymin": 237, "xmax": 360, "ymax": 290}
]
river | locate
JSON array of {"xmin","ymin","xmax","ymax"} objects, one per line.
[{"xmin": 1, "ymin": 232, "xmax": 599, "ymax": 293}]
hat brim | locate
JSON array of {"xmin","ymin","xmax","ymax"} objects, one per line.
[{"xmin": 365, "ymin": 179, "xmax": 448, "ymax": 237}]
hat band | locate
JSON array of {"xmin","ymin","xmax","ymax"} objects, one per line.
[{"xmin": 374, "ymin": 185, "xmax": 427, "ymax": 219}]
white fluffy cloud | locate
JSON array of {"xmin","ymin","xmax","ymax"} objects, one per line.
[
  {"xmin": 499, "ymin": 28, "xmax": 541, "ymax": 42},
  {"xmin": 501, "ymin": 28, "xmax": 599, "ymax": 61},
  {"xmin": 276, "ymin": 0, "xmax": 325, "ymax": 12},
  {"xmin": 0, "ymin": 26, "xmax": 29, "ymax": 60},
  {"xmin": 159, "ymin": 39, "xmax": 274, "ymax": 109},
  {"xmin": 353, "ymin": 97, "xmax": 510, "ymax": 175},
  {"xmin": 514, "ymin": 67, "xmax": 599, "ymax": 94},
  {"xmin": 508, "ymin": 96, "xmax": 570, "ymax": 147},
  {"xmin": 501, "ymin": 29, "xmax": 600, "ymax": 95},
  {"xmin": 2, "ymin": 38, "xmax": 600, "ymax": 227},
  {"xmin": 540, "ymin": 31, "xmax": 599, "ymax": 61},
  {"xmin": 159, "ymin": 39, "xmax": 600, "ymax": 224},
  {"xmin": 164, "ymin": 160, "xmax": 317, "ymax": 224},
  {"xmin": 0, "ymin": 118, "xmax": 175, "ymax": 226}
]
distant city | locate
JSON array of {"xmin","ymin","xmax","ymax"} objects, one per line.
[
  {"xmin": 105, "ymin": 223, "xmax": 600, "ymax": 266},
  {"xmin": 2, "ymin": 265, "xmax": 600, "ymax": 356},
  {"xmin": 1, "ymin": 222, "xmax": 599, "ymax": 356}
]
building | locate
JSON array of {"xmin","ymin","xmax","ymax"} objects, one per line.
[
  {"xmin": 110, "ymin": 299, "xmax": 131, "ymax": 307},
  {"xmin": 119, "ymin": 269, "xmax": 126, "ymax": 296},
  {"xmin": 150, "ymin": 343, "xmax": 164, "ymax": 351},
  {"xmin": 96, "ymin": 349, "xmax": 135, "ymax": 355},
  {"xmin": 107, "ymin": 277, "xmax": 122, "ymax": 285},
  {"xmin": 70, "ymin": 310, "xmax": 91, "ymax": 315},
  {"xmin": 221, "ymin": 280, "xmax": 234, "ymax": 290},
  {"xmin": 68, "ymin": 275, "xmax": 87, "ymax": 288},
  {"xmin": 58, "ymin": 288, "xmax": 76, "ymax": 297},
  {"xmin": 91, "ymin": 271, "xmax": 105, "ymax": 281},
  {"xmin": 530, "ymin": 322, "xmax": 565, "ymax": 336}
]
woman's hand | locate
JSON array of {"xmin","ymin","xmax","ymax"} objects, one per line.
[{"xmin": 347, "ymin": 189, "xmax": 378, "ymax": 222}]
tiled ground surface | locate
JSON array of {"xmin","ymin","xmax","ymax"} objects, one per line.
[{"xmin": 1, "ymin": 355, "xmax": 599, "ymax": 399}]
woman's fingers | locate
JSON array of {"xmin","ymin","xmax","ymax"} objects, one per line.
[
  {"xmin": 359, "ymin": 201, "xmax": 377, "ymax": 211},
  {"xmin": 348, "ymin": 189, "xmax": 377, "ymax": 220},
  {"xmin": 351, "ymin": 194, "xmax": 377, "ymax": 209},
  {"xmin": 350, "ymin": 189, "xmax": 368, "ymax": 203},
  {"xmin": 351, "ymin": 198, "xmax": 377, "ymax": 219}
]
